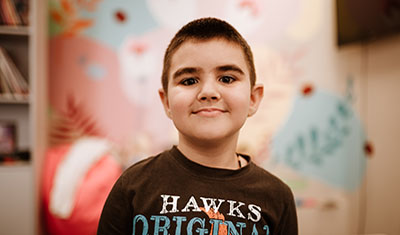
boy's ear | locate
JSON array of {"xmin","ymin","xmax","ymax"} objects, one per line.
[
  {"xmin": 248, "ymin": 84, "xmax": 264, "ymax": 117},
  {"xmin": 158, "ymin": 88, "xmax": 172, "ymax": 119}
]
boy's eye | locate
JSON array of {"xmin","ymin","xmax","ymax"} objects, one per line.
[
  {"xmin": 180, "ymin": 77, "xmax": 198, "ymax": 86},
  {"xmin": 219, "ymin": 76, "xmax": 236, "ymax": 84}
]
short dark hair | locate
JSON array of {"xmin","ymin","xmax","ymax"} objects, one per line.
[{"xmin": 161, "ymin": 17, "xmax": 256, "ymax": 93}]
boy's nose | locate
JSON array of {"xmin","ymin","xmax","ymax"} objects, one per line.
[{"xmin": 197, "ymin": 79, "xmax": 221, "ymax": 101}]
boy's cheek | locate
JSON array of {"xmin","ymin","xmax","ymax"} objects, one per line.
[{"xmin": 169, "ymin": 102, "xmax": 188, "ymax": 117}]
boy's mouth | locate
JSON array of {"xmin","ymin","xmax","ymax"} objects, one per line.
[{"xmin": 192, "ymin": 107, "xmax": 226, "ymax": 117}]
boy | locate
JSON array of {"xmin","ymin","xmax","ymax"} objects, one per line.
[{"xmin": 98, "ymin": 17, "xmax": 298, "ymax": 234}]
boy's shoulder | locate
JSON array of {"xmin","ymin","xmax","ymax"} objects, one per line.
[
  {"xmin": 123, "ymin": 149, "xmax": 171, "ymax": 175},
  {"xmin": 248, "ymin": 161, "xmax": 294, "ymax": 195}
]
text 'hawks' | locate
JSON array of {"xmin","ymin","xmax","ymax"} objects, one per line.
[{"xmin": 160, "ymin": 194, "xmax": 262, "ymax": 223}]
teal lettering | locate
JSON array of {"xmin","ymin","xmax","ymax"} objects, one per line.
[
  {"xmin": 209, "ymin": 219, "xmax": 224, "ymax": 234},
  {"xmin": 251, "ymin": 223, "xmax": 258, "ymax": 235},
  {"xmin": 263, "ymin": 225, "xmax": 270, "ymax": 235},
  {"xmin": 225, "ymin": 221, "xmax": 246, "ymax": 235},
  {"xmin": 187, "ymin": 217, "xmax": 208, "ymax": 235},
  {"xmin": 132, "ymin": 214, "xmax": 148, "ymax": 235},
  {"xmin": 150, "ymin": 215, "xmax": 170, "ymax": 235},
  {"xmin": 173, "ymin": 216, "xmax": 187, "ymax": 235}
]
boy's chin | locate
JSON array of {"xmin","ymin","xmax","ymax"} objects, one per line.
[{"xmin": 180, "ymin": 132, "xmax": 239, "ymax": 146}]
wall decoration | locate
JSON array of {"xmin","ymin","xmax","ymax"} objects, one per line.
[{"xmin": 270, "ymin": 86, "xmax": 367, "ymax": 191}]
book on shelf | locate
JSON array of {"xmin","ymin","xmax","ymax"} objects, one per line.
[
  {"xmin": 0, "ymin": 0, "xmax": 29, "ymax": 26},
  {"xmin": 0, "ymin": 119, "xmax": 30, "ymax": 162},
  {"xmin": 0, "ymin": 46, "xmax": 29, "ymax": 101}
]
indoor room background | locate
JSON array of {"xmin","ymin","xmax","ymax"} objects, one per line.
[{"xmin": 0, "ymin": 0, "xmax": 399, "ymax": 234}]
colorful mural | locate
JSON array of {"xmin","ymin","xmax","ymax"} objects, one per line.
[
  {"xmin": 47, "ymin": 0, "xmax": 369, "ymax": 233},
  {"xmin": 48, "ymin": 0, "xmax": 328, "ymax": 160}
]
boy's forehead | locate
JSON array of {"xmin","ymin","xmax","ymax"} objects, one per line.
[{"xmin": 169, "ymin": 38, "xmax": 248, "ymax": 73}]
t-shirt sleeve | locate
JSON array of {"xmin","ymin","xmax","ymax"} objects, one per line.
[
  {"xmin": 97, "ymin": 174, "xmax": 132, "ymax": 235},
  {"xmin": 275, "ymin": 186, "xmax": 298, "ymax": 235}
]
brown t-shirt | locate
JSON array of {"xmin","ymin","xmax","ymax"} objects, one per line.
[{"xmin": 97, "ymin": 146, "xmax": 298, "ymax": 235}]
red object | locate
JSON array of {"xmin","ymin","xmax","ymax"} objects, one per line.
[
  {"xmin": 302, "ymin": 84, "xmax": 314, "ymax": 96},
  {"xmin": 115, "ymin": 10, "xmax": 126, "ymax": 22},
  {"xmin": 41, "ymin": 144, "xmax": 122, "ymax": 235},
  {"xmin": 364, "ymin": 141, "xmax": 374, "ymax": 157}
]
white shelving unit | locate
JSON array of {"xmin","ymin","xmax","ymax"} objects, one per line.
[
  {"xmin": 0, "ymin": 17, "xmax": 31, "ymax": 154},
  {"xmin": 0, "ymin": 23, "xmax": 35, "ymax": 233},
  {"xmin": 0, "ymin": 1, "xmax": 48, "ymax": 234}
]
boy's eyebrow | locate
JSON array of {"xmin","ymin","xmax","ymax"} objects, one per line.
[
  {"xmin": 172, "ymin": 64, "xmax": 244, "ymax": 79},
  {"xmin": 172, "ymin": 67, "xmax": 199, "ymax": 79},
  {"xmin": 216, "ymin": 65, "xmax": 245, "ymax": 75}
]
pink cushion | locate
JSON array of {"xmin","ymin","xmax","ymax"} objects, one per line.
[{"xmin": 41, "ymin": 144, "xmax": 122, "ymax": 235}]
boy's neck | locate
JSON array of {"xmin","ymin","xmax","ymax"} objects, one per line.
[{"xmin": 177, "ymin": 134, "xmax": 242, "ymax": 170}]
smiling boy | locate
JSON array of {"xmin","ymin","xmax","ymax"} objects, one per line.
[{"xmin": 98, "ymin": 18, "xmax": 298, "ymax": 234}]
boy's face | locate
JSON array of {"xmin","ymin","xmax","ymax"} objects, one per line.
[{"xmin": 159, "ymin": 38, "xmax": 263, "ymax": 144}]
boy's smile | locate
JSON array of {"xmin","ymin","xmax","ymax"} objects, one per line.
[
  {"xmin": 192, "ymin": 107, "xmax": 227, "ymax": 117},
  {"xmin": 159, "ymin": 38, "xmax": 263, "ymax": 146}
]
